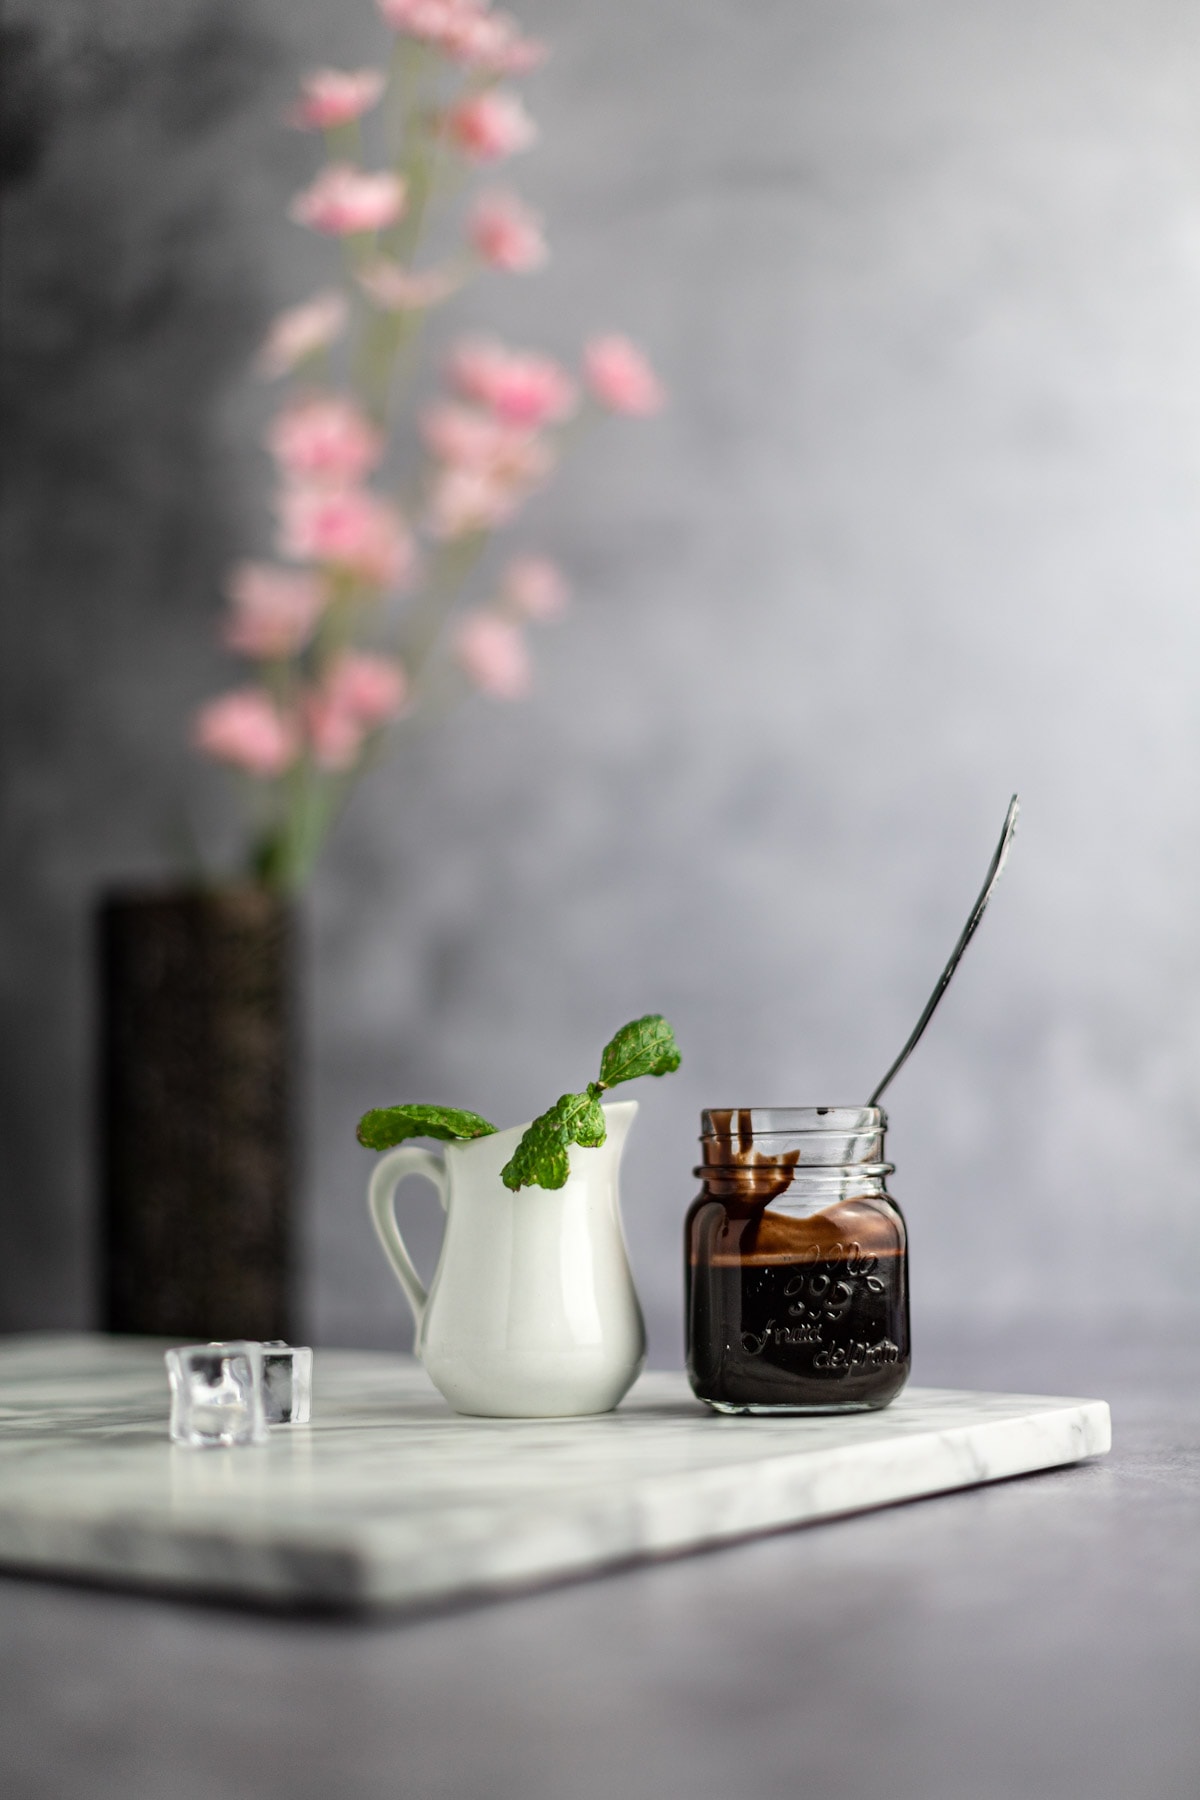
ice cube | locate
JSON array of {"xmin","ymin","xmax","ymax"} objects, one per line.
[
  {"xmin": 260, "ymin": 1342, "xmax": 314, "ymax": 1425},
  {"xmin": 165, "ymin": 1342, "xmax": 268, "ymax": 1448}
]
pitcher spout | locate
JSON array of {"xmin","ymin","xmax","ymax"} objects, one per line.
[{"xmin": 598, "ymin": 1097, "xmax": 638, "ymax": 1162}]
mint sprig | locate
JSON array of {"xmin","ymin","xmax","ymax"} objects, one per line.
[
  {"xmin": 501, "ymin": 1014, "xmax": 681, "ymax": 1191},
  {"xmin": 354, "ymin": 1015, "xmax": 681, "ymax": 1193},
  {"xmin": 499, "ymin": 1089, "xmax": 607, "ymax": 1192},
  {"xmin": 598, "ymin": 1014, "xmax": 683, "ymax": 1088},
  {"xmin": 356, "ymin": 1103, "xmax": 497, "ymax": 1151}
]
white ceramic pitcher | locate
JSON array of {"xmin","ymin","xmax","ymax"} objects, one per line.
[{"xmin": 367, "ymin": 1099, "xmax": 646, "ymax": 1417}]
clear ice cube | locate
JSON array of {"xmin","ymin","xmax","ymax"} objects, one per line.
[
  {"xmin": 260, "ymin": 1342, "xmax": 313, "ymax": 1425},
  {"xmin": 165, "ymin": 1342, "xmax": 268, "ymax": 1448}
]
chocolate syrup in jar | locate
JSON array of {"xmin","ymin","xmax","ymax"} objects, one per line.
[{"xmin": 685, "ymin": 1107, "xmax": 909, "ymax": 1413}]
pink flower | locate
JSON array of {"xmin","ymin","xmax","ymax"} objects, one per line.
[
  {"xmin": 357, "ymin": 258, "xmax": 461, "ymax": 311},
  {"xmin": 421, "ymin": 403, "xmax": 502, "ymax": 467},
  {"xmin": 304, "ymin": 697, "xmax": 365, "ymax": 772},
  {"xmin": 377, "ymin": 1, "xmax": 547, "ymax": 73},
  {"xmin": 446, "ymin": 89, "xmax": 536, "ymax": 162},
  {"xmin": 326, "ymin": 651, "xmax": 409, "ymax": 723},
  {"xmin": 447, "ymin": 337, "xmax": 576, "ymax": 427},
  {"xmin": 193, "ymin": 688, "xmax": 299, "ymax": 777},
  {"xmin": 224, "ymin": 563, "xmax": 328, "ymax": 659},
  {"xmin": 266, "ymin": 394, "xmax": 383, "ymax": 487},
  {"xmin": 289, "ymin": 69, "xmax": 386, "ymax": 130},
  {"xmin": 376, "ymin": 0, "xmax": 461, "ymax": 42},
  {"xmin": 468, "ymin": 189, "xmax": 547, "ymax": 272},
  {"xmin": 304, "ymin": 652, "xmax": 408, "ymax": 769},
  {"xmin": 290, "ymin": 165, "xmax": 406, "ymax": 236},
  {"xmin": 583, "ymin": 335, "xmax": 666, "ymax": 415},
  {"xmin": 256, "ymin": 291, "xmax": 347, "ymax": 379},
  {"xmin": 454, "ymin": 610, "xmax": 532, "ymax": 699},
  {"xmin": 419, "ymin": 401, "xmax": 542, "ymax": 470},
  {"xmin": 484, "ymin": 31, "xmax": 548, "ymax": 77},
  {"xmin": 502, "ymin": 555, "xmax": 568, "ymax": 622},
  {"xmin": 278, "ymin": 486, "xmax": 414, "ymax": 588},
  {"xmin": 443, "ymin": 8, "xmax": 547, "ymax": 73},
  {"xmin": 426, "ymin": 465, "xmax": 524, "ymax": 539},
  {"xmin": 421, "ymin": 402, "xmax": 552, "ymax": 537}
]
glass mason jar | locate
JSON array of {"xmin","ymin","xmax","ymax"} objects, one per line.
[{"xmin": 685, "ymin": 1107, "xmax": 910, "ymax": 1413}]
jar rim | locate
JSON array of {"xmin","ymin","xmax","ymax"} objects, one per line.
[
  {"xmin": 700, "ymin": 1106, "xmax": 886, "ymax": 1137},
  {"xmin": 695, "ymin": 1162, "xmax": 895, "ymax": 1181}
]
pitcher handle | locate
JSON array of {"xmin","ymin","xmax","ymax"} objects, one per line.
[{"xmin": 367, "ymin": 1146, "xmax": 449, "ymax": 1336}]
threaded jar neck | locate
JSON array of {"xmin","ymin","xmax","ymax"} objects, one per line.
[{"xmin": 697, "ymin": 1106, "xmax": 891, "ymax": 1205}]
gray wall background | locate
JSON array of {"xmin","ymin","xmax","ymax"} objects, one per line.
[{"xmin": 2, "ymin": 0, "xmax": 1198, "ymax": 1366}]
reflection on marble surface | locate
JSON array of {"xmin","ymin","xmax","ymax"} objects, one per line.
[{"xmin": 0, "ymin": 1336, "xmax": 1110, "ymax": 1612}]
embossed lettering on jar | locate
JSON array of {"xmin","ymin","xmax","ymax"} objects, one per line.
[{"xmin": 685, "ymin": 1107, "xmax": 910, "ymax": 1414}]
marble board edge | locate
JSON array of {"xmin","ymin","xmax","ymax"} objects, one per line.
[
  {"xmin": 0, "ymin": 1339, "xmax": 1113, "ymax": 1617},
  {"xmin": 348, "ymin": 1394, "xmax": 1113, "ymax": 1610},
  {"xmin": 0, "ymin": 1394, "xmax": 1110, "ymax": 1615}
]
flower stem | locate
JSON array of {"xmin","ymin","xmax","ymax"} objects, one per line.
[{"xmin": 401, "ymin": 533, "xmax": 487, "ymax": 684}]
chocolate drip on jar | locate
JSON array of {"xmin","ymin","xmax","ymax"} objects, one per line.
[{"xmin": 700, "ymin": 1108, "xmax": 801, "ymax": 1206}]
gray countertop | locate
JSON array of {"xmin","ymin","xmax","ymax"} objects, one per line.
[{"xmin": 1, "ymin": 1324, "xmax": 1196, "ymax": 1800}]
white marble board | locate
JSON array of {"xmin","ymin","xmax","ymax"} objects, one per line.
[{"xmin": 0, "ymin": 1335, "xmax": 1110, "ymax": 1613}]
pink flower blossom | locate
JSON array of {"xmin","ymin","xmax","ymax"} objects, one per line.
[
  {"xmin": 326, "ymin": 651, "xmax": 409, "ymax": 723},
  {"xmin": 376, "ymin": 1, "xmax": 547, "ymax": 73},
  {"xmin": 420, "ymin": 402, "xmax": 500, "ymax": 466},
  {"xmin": 289, "ymin": 69, "xmax": 386, "ymax": 130},
  {"xmin": 468, "ymin": 189, "xmax": 547, "ymax": 272},
  {"xmin": 375, "ymin": 0, "xmax": 461, "ymax": 41},
  {"xmin": 446, "ymin": 89, "xmax": 536, "ymax": 162},
  {"xmin": 256, "ymin": 291, "xmax": 347, "ymax": 379},
  {"xmin": 421, "ymin": 403, "xmax": 552, "ymax": 537},
  {"xmin": 224, "ymin": 563, "xmax": 328, "ymax": 659},
  {"xmin": 304, "ymin": 652, "xmax": 408, "ymax": 769},
  {"xmin": 278, "ymin": 486, "xmax": 414, "ymax": 588},
  {"xmin": 447, "ymin": 337, "xmax": 577, "ymax": 427},
  {"xmin": 485, "ymin": 32, "xmax": 548, "ymax": 77},
  {"xmin": 290, "ymin": 165, "xmax": 406, "ymax": 236},
  {"xmin": 419, "ymin": 402, "xmax": 544, "ymax": 471},
  {"xmin": 356, "ymin": 258, "xmax": 461, "ymax": 312},
  {"xmin": 193, "ymin": 688, "xmax": 299, "ymax": 777},
  {"xmin": 426, "ymin": 465, "xmax": 525, "ymax": 539},
  {"xmin": 443, "ymin": 7, "xmax": 547, "ymax": 74},
  {"xmin": 583, "ymin": 335, "xmax": 666, "ymax": 415},
  {"xmin": 304, "ymin": 696, "xmax": 366, "ymax": 772},
  {"xmin": 502, "ymin": 555, "xmax": 568, "ymax": 622},
  {"xmin": 454, "ymin": 610, "xmax": 532, "ymax": 699},
  {"xmin": 266, "ymin": 394, "xmax": 383, "ymax": 487}
]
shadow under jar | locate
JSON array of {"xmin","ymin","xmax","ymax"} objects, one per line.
[{"xmin": 686, "ymin": 1108, "xmax": 910, "ymax": 1414}]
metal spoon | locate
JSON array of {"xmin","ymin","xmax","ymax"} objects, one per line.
[{"xmin": 868, "ymin": 794, "xmax": 1020, "ymax": 1108}]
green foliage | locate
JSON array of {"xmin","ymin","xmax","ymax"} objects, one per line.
[
  {"xmin": 598, "ymin": 1014, "xmax": 683, "ymax": 1088},
  {"xmin": 500, "ymin": 1089, "xmax": 607, "ymax": 1192},
  {"xmin": 502, "ymin": 1015, "xmax": 681, "ymax": 1191},
  {"xmin": 356, "ymin": 1103, "xmax": 497, "ymax": 1151},
  {"xmin": 355, "ymin": 1017, "xmax": 681, "ymax": 1192}
]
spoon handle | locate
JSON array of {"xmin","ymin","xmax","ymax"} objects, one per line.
[{"xmin": 868, "ymin": 795, "xmax": 1020, "ymax": 1108}]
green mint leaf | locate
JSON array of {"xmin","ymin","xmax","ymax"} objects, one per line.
[
  {"xmin": 501, "ymin": 1121, "xmax": 571, "ymax": 1192},
  {"xmin": 356, "ymin": 1103, "xmax": 498, "ymax": 1151},
  {"xmin": 574, "ymin": 1087, "xmax": 608, "ymax": 1147},
  {"xmin": 501, "ymin": 1091, "xmax": 608, "ymax": 1191},
  {"xmin": 598, "ymin": 1014, "xmax": 682, "ymax": 1090}
]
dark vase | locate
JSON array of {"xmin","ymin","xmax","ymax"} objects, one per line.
[{"xmin": 98, "ymin": 885, "xmax": 295, "ymax": 1340}]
